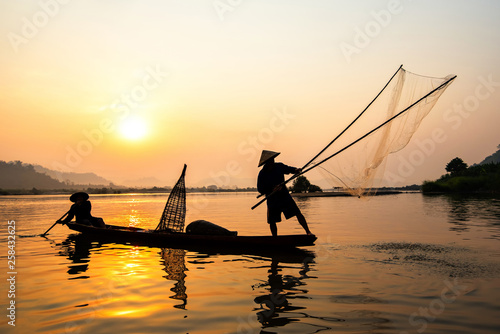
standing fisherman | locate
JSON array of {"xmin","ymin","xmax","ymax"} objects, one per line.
[{"xmin": 257, "ymin": 150, "xmax": 312, "ymax": 236}]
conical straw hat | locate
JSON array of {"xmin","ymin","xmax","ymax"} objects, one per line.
[
  {"xmin": 70, "ymin": 192, "xmax": 89, "ymax": 202},
  {"xmin": 258, "ymin": 150, "xmax": 280, "ymax": 167}
]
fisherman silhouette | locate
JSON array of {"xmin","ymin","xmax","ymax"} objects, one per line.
[
  {"xmin": 61, "ymin": 192, "xmax": 106, "ymax": 228},
  {"xmin": 257, "ymin": 150, "xmax": 312, "ymax": 237}
]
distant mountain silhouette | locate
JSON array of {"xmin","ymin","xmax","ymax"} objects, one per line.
[
  {"xmin": 0, "ymin": 161, "xmax": 67, "ymax": 189},
  {"xmin": 33, "ymin": 164, "xmax": 114, "ymax": 186},
  {"xmin": 478, "ymin": 147, "xmax": 500, "ymax": 165},
  {"xmin": 0, "ymin": 160, "xmax": 120, "ymax": 190}
]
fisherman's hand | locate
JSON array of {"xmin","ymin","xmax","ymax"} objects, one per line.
[{"xmin": 295, "ymin": 168, "xmax": 302, "ymax": 174}]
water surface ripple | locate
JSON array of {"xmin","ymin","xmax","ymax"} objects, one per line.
[{"xmin": 1, "ymin": 192, "xmax": 499, "ymax": 333}]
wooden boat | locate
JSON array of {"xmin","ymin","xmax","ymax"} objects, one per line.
[
  {"xmin": 63, "ymin": 165, "xmax": 316, "ymax": 250},
  {"xmin": 63, "ymin": 232, "xmax": 316, "ymax": 264},
  {"xmin": 66, "ymin": 222, "xmax": 317, "ymax": 248}
]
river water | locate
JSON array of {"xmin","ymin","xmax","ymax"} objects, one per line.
[{"xmin": 1, "ymin": 192, "xmax": 500, "ymax": 333}]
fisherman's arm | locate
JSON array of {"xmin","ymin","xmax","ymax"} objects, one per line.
[
  {"xmin": 61, "ymin": 206, "xmax": 75, "ymax": 223},
  {"xmin": 282, "ymin": 163, "xmax": 301, "ymax": 175}
]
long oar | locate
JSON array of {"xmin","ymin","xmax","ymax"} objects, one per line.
[
  {"xmin": 256, "ymin": 65, "xmax": 403, "ymax": 200},
  {"xmin": 252, "ymin": 74, "xmax": 457, "ymax": 210},
  {"xmin": 41, "ymin": 210, "xmax": 70, "ymax": 236}
]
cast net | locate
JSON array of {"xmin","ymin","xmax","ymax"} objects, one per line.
[
  {"xmin": 301, "ymin": 66, "xmax": 456, "ymax": 197},
  {"xmin": 156, "ymin": 165, "xmax": 187, "ymax": 232}
]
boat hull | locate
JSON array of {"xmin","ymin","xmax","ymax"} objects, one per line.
[{"xmin": 65, "ymin": 222, "xmax": 317, "ymax": 249}]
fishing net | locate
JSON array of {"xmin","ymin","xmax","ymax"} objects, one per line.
[
  {"xmin": 156, "ymin": 165, "xmax": 187, "ymax": 232},
  {"xmin": 304, "ymin": 66, "xmax": 456, "ymax": 197}
]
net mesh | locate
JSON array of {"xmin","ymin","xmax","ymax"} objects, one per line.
[
  {"xmin": 156, "ymin": 165, "xmax": 187, "ymax": 232},
  {"xmin": 307, "ymin": 67, "xmax": 456, "ymax": 197}
]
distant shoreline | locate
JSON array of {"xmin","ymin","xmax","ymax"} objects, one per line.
[
  {"xmin": 0, "ymin": 187, "xmax": 259, "ymax": 196},
  {"xmin": 0, "ymin": 188, "xmax": 422, "ymax": 197},
  {"xmin": 292, "ymin": 190, "xmax": 408, "ymax": 197}
]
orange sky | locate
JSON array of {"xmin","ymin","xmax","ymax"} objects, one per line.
[{"xmin": 1, "ymin": 1, "xmax": 499, "ymax": 187}]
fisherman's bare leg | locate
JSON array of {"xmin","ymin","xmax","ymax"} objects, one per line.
[
  {"xmin": 269, "ymin": 221, "xmax": 278, "ymax": 237},
  {"xmin": 267, "ymin": 208, "xmax": 278, "ymax": 236},
  {"xmin": 297, "ymin": 213, "xmax": 312, "ymax": 235}
]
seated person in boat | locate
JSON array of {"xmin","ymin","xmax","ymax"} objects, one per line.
[
  {"xmin": 257, "ymin": 150, "xmax": 312, "ymax": 237},
  {"xmin": 61, "ymin": 192, "xmax": 106, "ymax": 228}
]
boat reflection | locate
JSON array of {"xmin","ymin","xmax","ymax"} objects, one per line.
[
  {"xmin": 56, "ymin": 233, "xmax": 325, "ymax": 322},
  {"xmin": 160, "ymin": 248, "xmax": 188, "ymax": 309},
  {"xmin": 56, "ymin": 234, "xmax": 189, "ymax": 309}
]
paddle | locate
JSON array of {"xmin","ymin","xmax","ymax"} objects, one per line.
[{"xmin": 41, "ymin": 210, "xmax": 70, "ymax": 236}]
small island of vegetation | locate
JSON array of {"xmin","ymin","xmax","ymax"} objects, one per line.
[{"xmin": 422, "ymin": 153, "xmax": 500, "ymax": 193}]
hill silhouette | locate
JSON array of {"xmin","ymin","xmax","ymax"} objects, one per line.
[
  {"xmin": 0, "ymin": 161, "xmax": 67, "ymax": 190},
  {"xmin": 0, "ymin": 160, "xmax": 120, "ymax": 192},
  {"xmin": 477, "ymin": 146, "xmax": 500, "ymax": 165},
  {"xmin": 33, "ymin": 164, "xmax": 114, "ymax": 186}
]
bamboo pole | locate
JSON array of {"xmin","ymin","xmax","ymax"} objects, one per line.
[{"xmin": 252, "ymin": 74, "xmax": 457, "ymax": 210}]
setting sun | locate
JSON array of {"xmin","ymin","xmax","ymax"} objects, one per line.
[{"xmin": 120, "ymin": 116, "xmax": 148, "ymax": 141}]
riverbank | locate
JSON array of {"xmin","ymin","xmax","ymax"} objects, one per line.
[{"xmin": 422, "ymin": 162, "xmax": 500, "ymax": 193}]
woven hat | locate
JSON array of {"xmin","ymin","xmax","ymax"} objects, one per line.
[
  {"xmin": 70, "ymin": 192, "xmax": 89, "ymax": 203},
  {"xmin": 258, "ymin": 150, "xmax": 280, "ymax": 167}
]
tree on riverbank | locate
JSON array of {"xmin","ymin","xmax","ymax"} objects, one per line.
[
  {"xmin": 446, "ymin": 157, "xmax": 468, "ymax": 175},
  {"xmin": 290, "ymin": 176, "xmax": 322, "ymax": 193}
]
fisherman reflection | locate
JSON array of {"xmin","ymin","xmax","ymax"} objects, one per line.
[
  {"xmin": 56, "ymin": 234, "xmax": 95, "ymax": 277},
  {"xmin": 252, "ymin": 256, "xmax": 313, "ymax": 327}
]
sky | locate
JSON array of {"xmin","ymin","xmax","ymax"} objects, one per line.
[{"xmin": 1, "ymin": 0, "xmax": 499, "ymax": 188}]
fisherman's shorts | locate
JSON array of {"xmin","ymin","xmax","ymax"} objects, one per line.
[{"xmin": 267, "ymin": 197, "xmax": 301, "ymax": 224}]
